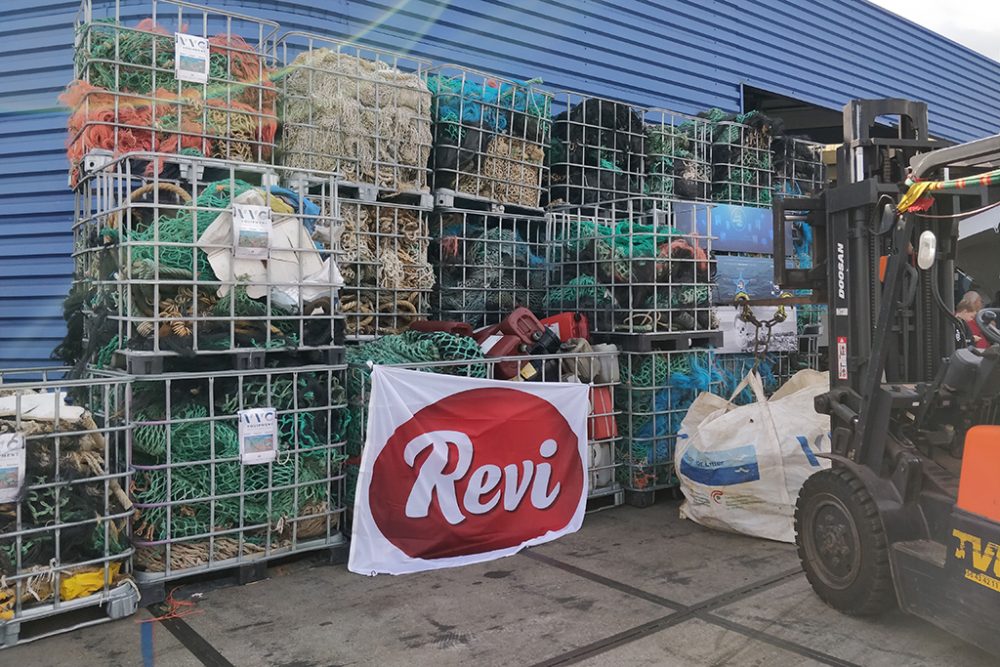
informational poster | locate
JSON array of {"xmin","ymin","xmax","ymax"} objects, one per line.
[
  {"xmin": 232, "ymin": 203, "xmax": 273, "ymax": 259},
  {"xmin": 174, "ymin": 32, "xmax": 210, "ymax": 84},
  {"xmin": 717, "ymin": 305, "xmax": 799, "ymax": 353},
  {"xmin": 0, "ymin": 432, "xmax": 26, "ymax": 503},
  {"xmin": 350, "ymin": 366, "xmax": 589, "ymax": 576},
  {"xmin": 238, "ymin": 408, "xmax": 278, "ymax": 465}
]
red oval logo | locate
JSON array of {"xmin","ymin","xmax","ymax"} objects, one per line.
[{"xmin": 369, "ymin": 387, "xmax": 584, "ymax": 559}]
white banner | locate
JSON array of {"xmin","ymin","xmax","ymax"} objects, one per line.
[{"xmin": 349, "ymin": 366, "xmax": 590, "ymax": 576}]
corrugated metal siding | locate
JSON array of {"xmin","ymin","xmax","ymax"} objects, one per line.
[{"xmin": 2, "ymin": 0, "xmax": 1000, "ymax": 366}]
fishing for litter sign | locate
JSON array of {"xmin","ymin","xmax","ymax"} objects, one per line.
[
  {"xmin": 238, "ymin": 408, "xmax": 278, "ymax": 464},
  {"xmin": 232, "ymin": 204, "xmax": 273, "ymax": 259},
  {"xmin": 175, "ymin": 32, "xmax": 210, "ymax": 84},
  {"xmin": 0, "ymin": 432, "xmax": 26, "ymax": 503}
]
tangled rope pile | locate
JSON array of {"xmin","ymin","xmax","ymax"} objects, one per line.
[
  {"xmin": 344, "ymin": 331, "xmax": 485, "ymax": 456},
  {"xmin": 280, "ymin": 49, "xmax": 432, "ymax": 191},
  {"xmin": 547, "ymin": 217, "xmax": 715, "ymax": 332},
  {"xmin": 617, "ymin": 351, "xmax": 717, "ymax": 490},
  {"xmin": 63, "ymin": 19, "xmax": 277, "ymax": 183},
  {"xmin": 432, "ymin": 213, "xmax": 547, "ymax": 326},
  {"xmin": 334, "ymin": 203, "xmax": 435, "ymax": 337},
  {"xmin": 426, "ymin": 73, "xmax": 550, "ymax": 207},
  {"xmin": 130, "ymin": 370, "xmax": 348, "ymax": 570},
  {"xmin": 548, "ymin": 98, "xmax": 646, "ymax": 208},
  {"xmin": 700, "ymin": 108, "xmax": 777, "ymax": 207},
  {"xmin": 0, "ymin": 393, "xmax": 130, "ymax": 616},
  {"xmin": 645, "ymin": 120, "xmax": 711, "ymax": 201}
]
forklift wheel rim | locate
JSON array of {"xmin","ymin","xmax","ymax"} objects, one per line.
[{"xmin": 804, "ymin": 492, "xmax": 862, "ymax": 591}]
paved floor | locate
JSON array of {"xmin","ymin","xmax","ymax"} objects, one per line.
[{"xmin": 6, "ymin": 499, "xmax": 995, "ymax": 666}]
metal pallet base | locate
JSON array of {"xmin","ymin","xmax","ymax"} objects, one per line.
[
  {"xmin": 433, "ymin": 188, "xmax": 544, "ymax": 217},
  {"xmin": 336, "ymin": 180, "xmax": 434, "ymax": 209},
  {"xmin": 593, "ymin": 330, "xmax": 724, "ymax": 353},
  {"xmin": 115, "ymin": 345, "xmax": 347, "ymax": 375},
  {"xmin": 0, "ymin": 582, "xmax": 139, "ymax": 649},
  {"xmin": 134, "ymin": 535, "xmax": 347, "ymax": 605},
  {"xmin": 586, "ymin": 486, "xmax": 624, "ymax": 513}
]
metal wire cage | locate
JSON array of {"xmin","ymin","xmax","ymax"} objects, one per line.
[
  {"xmin": 617, "ymin": 349, "xmax": 716, "ymax": 492},
  {"xmin": 546, "ymin": 92, "xmax": 647, "ymax": 210},
  {"xmin": 424, "ymin": 65, "xmax": 552, "ymax": 210},
  {"xmin": 68, "ymin": 1, "xmax": 280, "ymax": 185},
  {"xmin": 774, "ymin": 137, "xmax": 826, "ymax": 198},
  {"xmin": 276, "ymin": 31, "xmax": 433, "ymax": 196},
  {"xmin": 331, "ymin": 200, "xmax": 433, "ymax": 340},
  {"xmin": 545, "ymin": 198, "xmax": 717, "ymax": 335},
  {"xmin": 129, "ymin": 365, "xmax": 348, "ymax": 581},
  {"xmin": 644, "ymin": 107, "xmax": 712, "ymax": 203},
  {"xmin": 0, "ymin": 368, "xmax": 136, "ymax": 641},
  {"xmin": 345, "ymin": 349, "xmax": 621, "ymax": 501},
  {"xmin": 710, "ymin": 120, "xmax": 774, "ymax": 207},
  {"xmin": 430, "ymin": 208, "xmax": 548, "ymax": 327},
  {"xmin": 68, "ymin": 152, "xmax": 344, "ymax": 369}
]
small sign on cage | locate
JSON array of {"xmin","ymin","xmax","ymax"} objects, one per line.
[
  {"xmin": 174, "ymin": 33, "xmax": 210, "ymax": 84},
  {"xmin": 238, "ymin": 408, "xmax": 278, "ymax": 465},
  {"xmin": 232, "ymin": 204, "xmax": 273, "ymax": 259},
  {"xmin": 0, "ymin": 432, "xmax": 26, "ymax": 503}
]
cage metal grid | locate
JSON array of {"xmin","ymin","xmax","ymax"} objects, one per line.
[
  {"xmin": 329, "ymin": 199, "xmax": 433, "ymax": 340},
  {"xmin": 711, "ymin": 350, "xmax": 819, "ymax": 407},
  {"xmin": 644, "ymin": 107, "xmax": 712, "ymax": 203},
  {"xmin": 69, "ymin": 152, "xmax": 344, "ymax": 367},
  {"xmin": 774, "ymin": 137, "xmax": 827, "ymax": 198},
  {"xmin": 346, "ymin": 350, "xmax": 622, "ymax": 500},
  {"xmin": 68, "ymin": 0, "xmax": 280, "ymax": 184},
  {"xmin": 545, "ymin": 198, "xmax": 718, "ymax": 335},
  {"xmin": 430, "ymin": 208, "xmax": 548, "ymax": 328},
  {"xmin": 277, "ymin": 31, "xmax": 433, "ymax": 197},
  {"xmin": 711, "ymin": 120, "xmax": 774, "ymax": 207},
  {"xmin": 0, "ymin": 368, "xmax": 136, "ymax": 641},
  {"xmin": 546, "ymin": 91, "xmax": 647, "ymax": 210},
  {"xmin": 424, "ymin": 65, "xmax": 552, "ymax": 210},
  {"xmin": 129, "ymin": 364, "xmax": 349, "ymax": 582},
  {"xmin": 617, "ymin": 349, "xmax": 716, "ymax": 491}
]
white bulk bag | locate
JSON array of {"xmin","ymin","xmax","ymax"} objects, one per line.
[{"xmin": 675, "ymin": 369, "xmax": 831, "ymax": 543}]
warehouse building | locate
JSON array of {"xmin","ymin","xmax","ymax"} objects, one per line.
[{"xmin": 2, "ymin": 0, "xmax": 1000, "ymax": 366}]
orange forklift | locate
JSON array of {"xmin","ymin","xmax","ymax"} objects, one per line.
[{"xmin": 772, "ymin": 99, "xmax": 1000, "ymax": 654}]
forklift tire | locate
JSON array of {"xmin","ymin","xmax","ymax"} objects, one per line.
[{"xmin": 794, "ymin": 466, "xmax": 896, "ymax": 616}]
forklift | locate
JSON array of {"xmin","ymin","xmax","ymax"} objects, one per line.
[{"xmin": 772, "ymin": 99, "xmax": 1000, "ymax": 655}]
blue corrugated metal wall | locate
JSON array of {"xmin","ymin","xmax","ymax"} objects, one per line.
[{"xmin": 3, "ymin": 0, "xmax": 1000, "ymax": 366}]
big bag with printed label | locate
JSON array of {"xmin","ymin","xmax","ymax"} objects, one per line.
[{"xmin": 675, "ymin": 369, "xmax": 831, "ymax": 543}]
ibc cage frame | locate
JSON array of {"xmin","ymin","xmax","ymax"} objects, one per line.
[
  {"xmin": 545, "ymin": 197, "xmax": 718, "ymax": 336},
  {"xmin": 277, "ymin": 31, "xmax": 433, "ymax": 198},
  {"xmin": 644, "ymin": 107, "xmax": 712, "ymax": 203},
  {"xmin": 346, "ymin": 350, "xmax": 622, "ymax": 501},
  {"xmin": 424, "ymin": 64, "xmax": 553, "ymax": 211},
  {"xmin": 128, "ymin": 364, "xmax": 349, "ymax": 584},
  {"xmin": 70, "ymin": 0, "xmax": 281, "ymax": 182},
  {"xmin": 70, "ymin": 151, "xmax": 345, "ymax": 369},
  {"xmin": 430, "ymin": 207, "xmax": 548, "ymax": 328},
  {"xmin": 710, "ymin": 118, "xmax": 774, "ymax": 208},
  {"xmin": 774, "ymin": 136, "xmax": 827, "ymax": 198},
  {"xmin": 0, "ymin": 367, "xmax": 137, "ymax": 644}
]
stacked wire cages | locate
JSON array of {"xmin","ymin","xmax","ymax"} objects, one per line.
[
  {"xmin": 334, "ymin": 200, "xmax": 433, "ymax": 340},
  {"xmin": 425, "ymin": 65, "xmax": 552, "ymax": 211},
  {"xmin": 617, "ymin": 350, "xmax": 717, "ymax": 493},
  {"xmin": 644, "ymin": 108, "xmax": 712, "ymax": 204},
  {"xmin": 547, "ymin": 92, "xmax": 647, "ymax": 210},
  {"xmin": 545, "ymin": 198, "xmax": 718, "ymax": 337},
  {"xmin": 277, "ymin": 32, "xmax": 433, "ymax": 199},
  {"xmin": 345, "ymin": 347, "xmax": 622, "ymax": 509},
  {"xmin": 430, "ymin": 208, "xmax": 548, "ymax": 327},
  {"xmin": 708, "ymin": 116, "xmax": 774, "ymax": 207},
  {"xmin": 68, "ymin": 153, "xmax": 345, "ymax": 370},
  {"xmin": 774, "ymin": 137, "xmax": 826, "ymax": 198},
  {"xmin": 68, "ymin": 0, "xmax": 280, "ymax": 186},
  {"xmin": 129, "ymin": 365, "xmax": 349, "ymax": 583},
  {"xmin": 0, "ymin": 369, "xmax": 137, "ymax": 646}
]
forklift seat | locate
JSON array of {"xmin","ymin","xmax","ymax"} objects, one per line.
[{"xmin": 958, "ymin": 425, "xmax": 1000, "ymax": 523}]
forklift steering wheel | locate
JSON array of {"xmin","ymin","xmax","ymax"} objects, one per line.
[{"xmin": 975, "ymin": 308, "xmax": 1000, "ymax": 345}]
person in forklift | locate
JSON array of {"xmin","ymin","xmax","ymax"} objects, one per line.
[{"xmin": 955, "ymin": 290, "xmax": 990, "ymax": 349}]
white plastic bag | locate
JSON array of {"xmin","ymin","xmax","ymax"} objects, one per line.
[{"xmin": 675, "ymin": 369, "xmax": 831, "ymax": 542}]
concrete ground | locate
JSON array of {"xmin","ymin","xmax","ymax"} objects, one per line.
[{"xmin": 6, "ymin": 499, "xmax": 995, "ymax": 666}]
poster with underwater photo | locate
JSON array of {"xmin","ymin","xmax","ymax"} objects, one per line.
[
  {"xmin": 0, "ymin": 432, "xmax": 26, "ymax": 503},
  {"xmin": 714, "ymin": 255, "xmax": 795, "ymax": 305}
]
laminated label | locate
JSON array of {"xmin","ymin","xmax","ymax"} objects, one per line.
[
  {"xmin": 0, "ymin": 432, "xmax": 26, "ymax": 503},
  {"xmin": 175, "ymin": 32, "xmax": 210, "ymax": 84},
  {"xmin": 232, "ymin": 204, "xmax": 273, "ymax": 259},
  {"xmin": 238, "ymin": 408, "xmax": 278, "ymax": 464}
]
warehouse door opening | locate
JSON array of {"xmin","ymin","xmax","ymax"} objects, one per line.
[{"xmin": 742, "ymin": 86, "xmax": 842, "ymax": 143}]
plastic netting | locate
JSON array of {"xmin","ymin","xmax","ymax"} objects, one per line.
[
  {"xmin": 645, "ymin": 122, "xmax": 711, "ymax": 202},
  {"xmin": 701, "ymin": 108, "xmax": 775, "ymax": 207}
]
